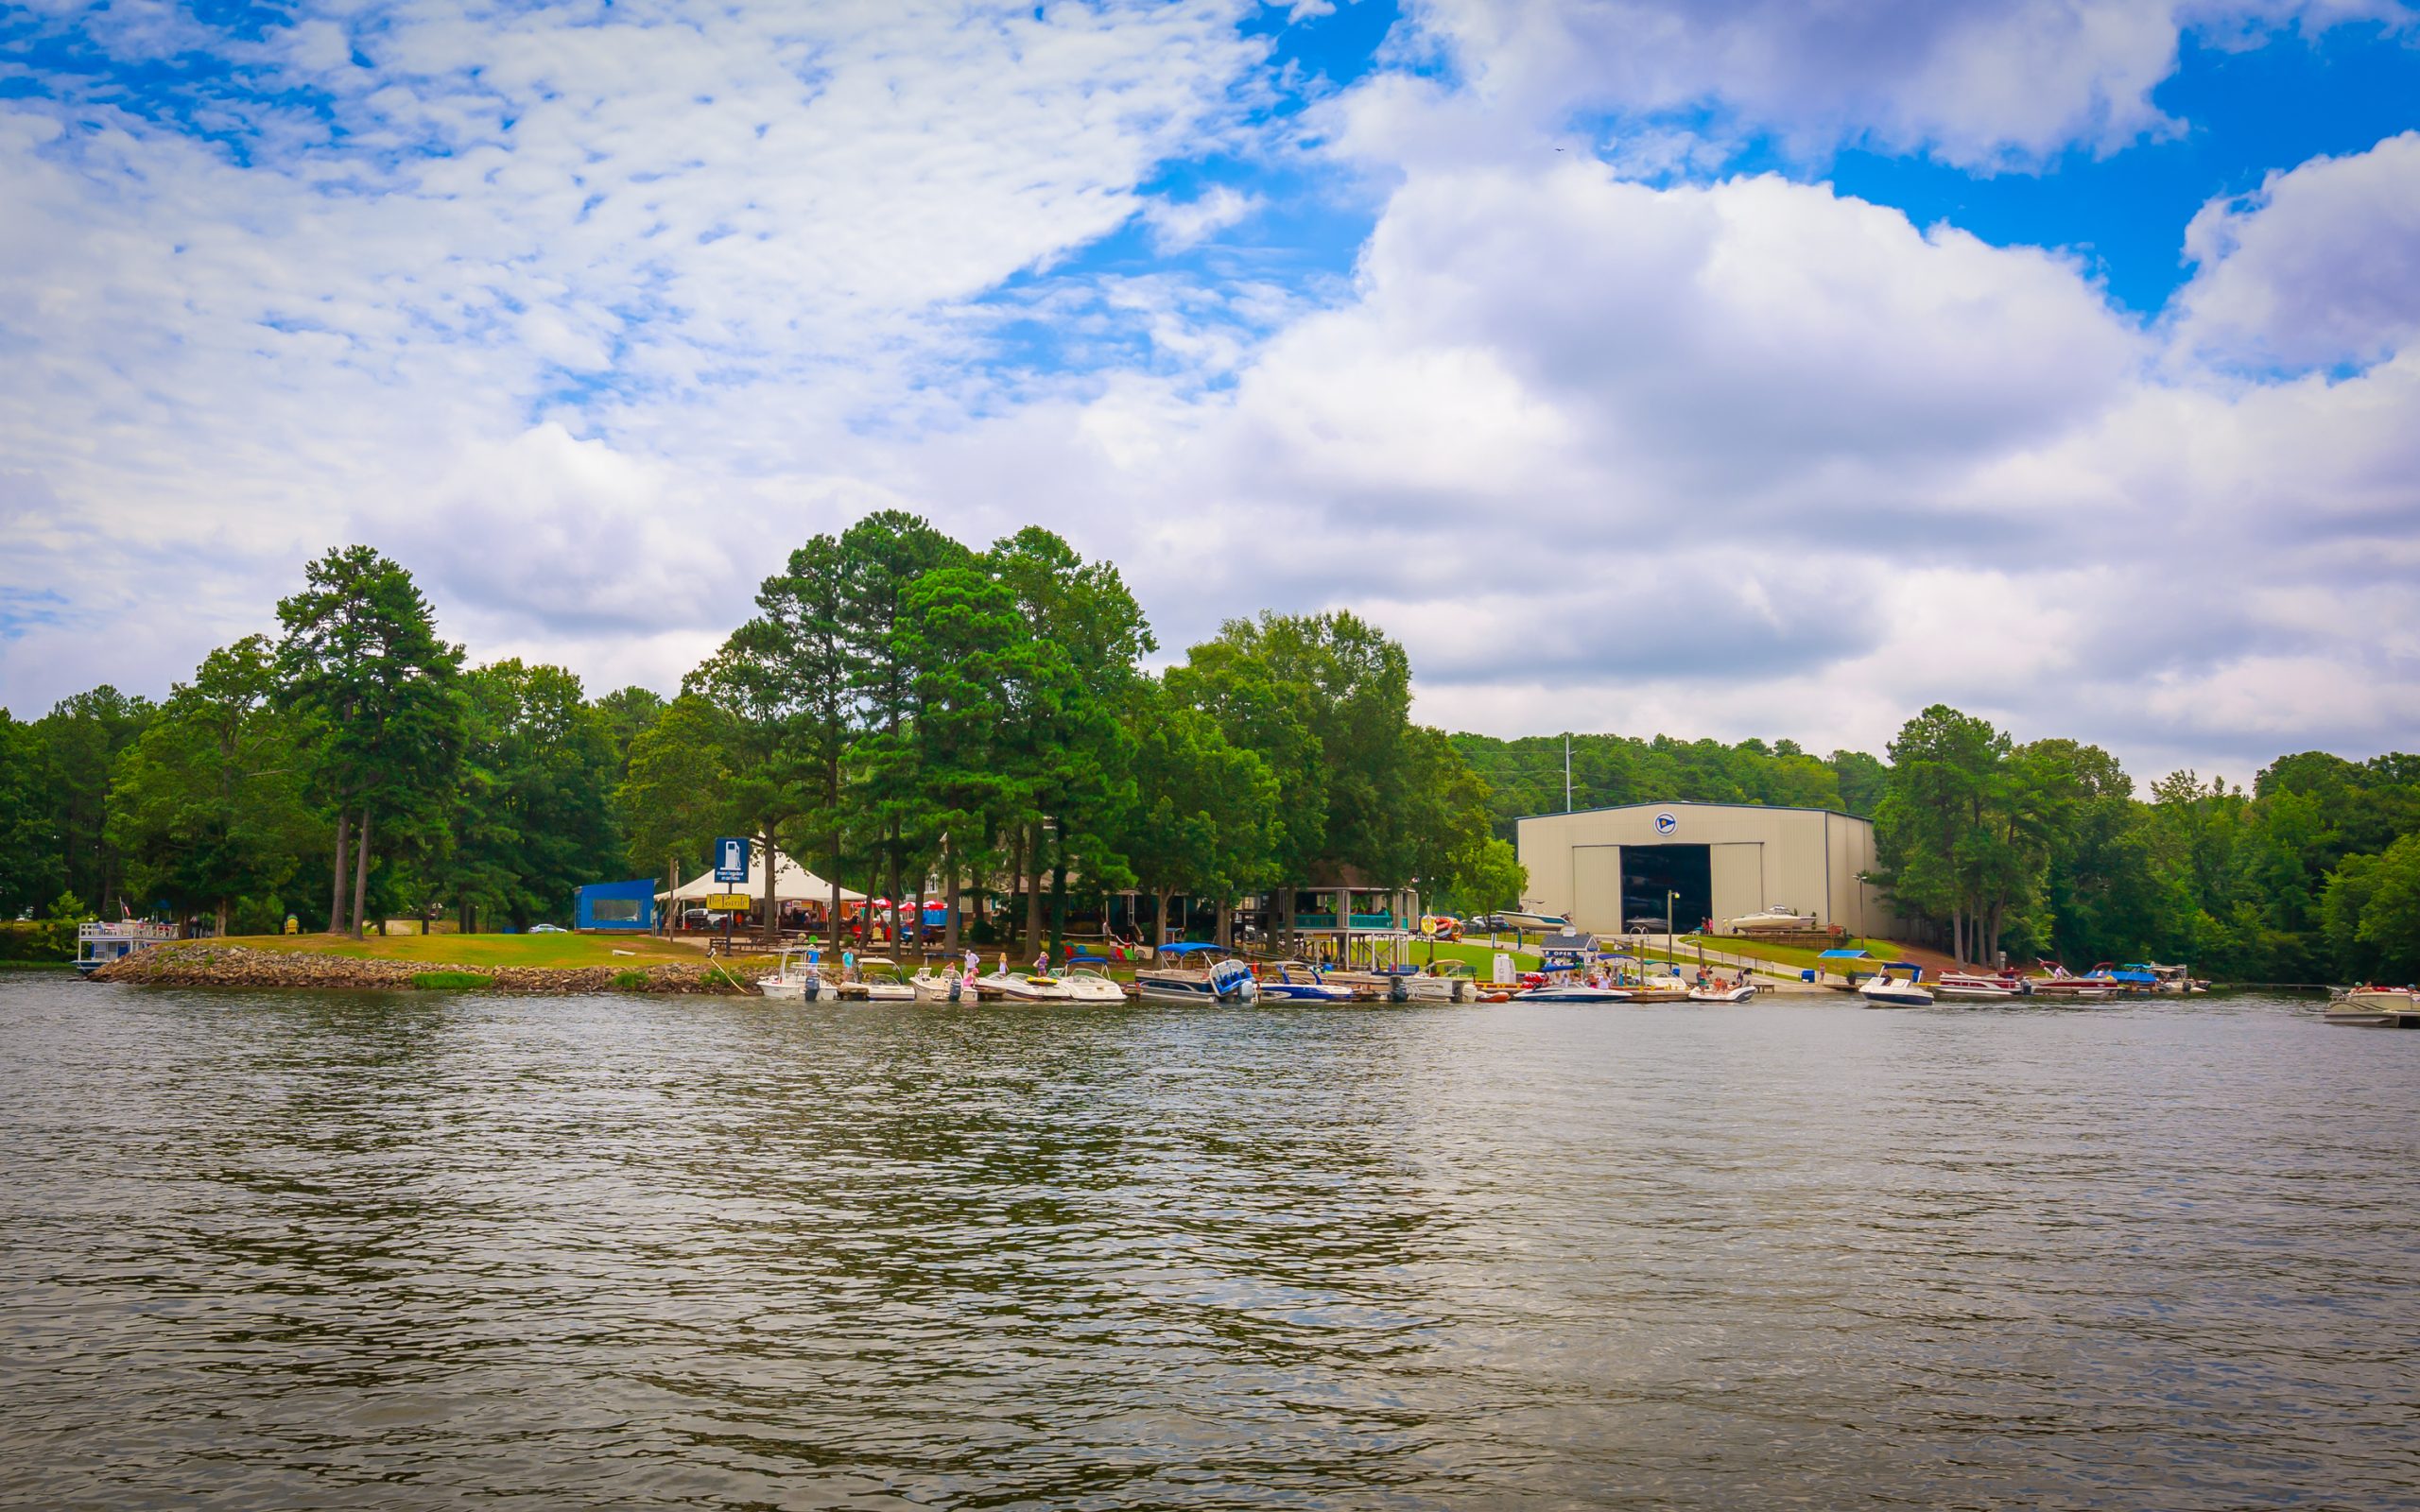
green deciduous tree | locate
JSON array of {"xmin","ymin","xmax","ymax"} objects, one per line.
[
  {"xmin": 107, "ymin": 637, "xmax": 319, "ymax": 936},
  {"xmin": 0, "ymin": 711, "xmax": 60, "ymax": 919},
  {"xmin": 35, "ymin": 686, "xmax": 154, "ymax": 915},
  {"xmin": 440, "ymin": 661, "xmax": 622, "ymax": 932}
]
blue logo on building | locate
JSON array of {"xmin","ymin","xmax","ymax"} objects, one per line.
[
  {"xmin": 714, "ymin": 836, "xmax": 751, "ymax": 883},
  {"xmin": 1654, "ymin": 813, "xmax": 1677, "ymax": 835}
]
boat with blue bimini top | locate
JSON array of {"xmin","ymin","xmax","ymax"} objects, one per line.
[
  {"xmin": 1133, "ymin": 943, "xmax": 1258, "ymax": 1005},
  {"xmin": 1254, "ymin": 961, "xmax": 1357, "ymax": 1003},
  {"xmin": 1858, "ymin": 963, "xmax": 1935, "ymax": 1008}
]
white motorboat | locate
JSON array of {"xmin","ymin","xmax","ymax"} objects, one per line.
[
  {"xmin": 1512, "ymin": 983, "xmax": 1633, "ymax": 1004},
  {"xmin": 1685, "ymin": 983, "xmax": 1758, "ymax": 1003},
  {"xmin": 1254, "ymin": 962, "xmax": 1357, "ymax": 1003},
  {"xmin": 1058, "ymin": 966, "xmax": 1129, "ymax": 1004},
  {"xmin": 835, "ymin": 958, "xmax": 917, "ymax": 1003},
  {"xmin": 2325, "ymin": 987, "xmax": 2420, "ymax": 1027},
  {"xmin": 910, "ymin": 967, "xmax": 967, "ymax": 1002},
  {"xmin": 1498, "ymin": 908, "xmax": 1569, "ymax": 932},
  {"xmin": 756, "ymin": 949, "xmax": 827, "ymax": 1002},
  {"xmin": 1858, "ymin": 965, "xmax": 1934, "ymax": 1008},
  {"xmin": 1725, "ymin": 906, "xmax": 1817, "ymax": 933},
  {"xmin": 1934, "ymin": 972, "xmax": 2027, "ymax": 1000},
  {"xmin": 977, "ymin": 969, "xmax": 1075, "ymax": 1004}
]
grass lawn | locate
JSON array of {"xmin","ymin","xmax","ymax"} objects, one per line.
[{"xmin": 222, "ymin": 933, "xmax": 750, "ymax": 969}]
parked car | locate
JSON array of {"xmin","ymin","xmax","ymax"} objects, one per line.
[
  {"xmin": 1465, "ymin": 913, "xmax": 1504, "ymax": 932},
  {"xmin": 529, "ymin": 923, "xmax": 566, "ymax": 934}
]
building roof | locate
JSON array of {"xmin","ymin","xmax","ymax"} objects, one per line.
[{"xmin": 1514, "ymin": 799, "xmax": 1871, "ymax": 826}]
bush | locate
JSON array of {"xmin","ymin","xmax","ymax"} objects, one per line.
[
  {"xmin": 0, "ymin": 920, "xmax": 75, "ymax": 962},
  {"xmin": 409, "ymin": 971, "xmax": 491, "ymax": 990},
  {"xmin": 611, "ymin": 968, "xmax": 651, "ymax": 991}
]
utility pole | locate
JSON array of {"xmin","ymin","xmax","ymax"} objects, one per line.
[{"xmin": 1564, "ymin": 731, "xmax": 1572, "ymax": 813}]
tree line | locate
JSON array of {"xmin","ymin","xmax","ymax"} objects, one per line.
[
  {"xmin": 1458, "ymin": 711, "xmax": 2419, "ymax": 982},
  {"xmin": 0, "ymin": 516, "xmax": 1523, "ymax": 954},
  {"xmin": 6, "ymin": 536, "xmax": 2414, "ymax": 982}
]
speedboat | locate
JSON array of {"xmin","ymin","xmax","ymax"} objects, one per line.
[
  {"xmin": 1498, "ymin": 909, "xmax": 1569, "ymax": 932},
  {"xmin": 1132, "ymin": 944, "xmax": 1258, "ymax": 1004},
  {"xmin": 1934, "ymin": 972, "xmax": 2028, "ymax": 1000},
  {"xmin": 1726, "ymin": 906, "xmax": 1816, "ymax": 933},
  {"xmin": 757, "ymin": 949, "xmax": 827, "ymax": 1001},
  {"xmin": 1254, "ymin": 962, "xmax": 1357, "ymax": 1003},
  {"xmin": 910, "ymin": 967, "xmax": 969, "ymax": 1002},
  {"xmin": 1685, "ymin": 982, "xmax": 1758, "ymax": 1003},
  {"xmin": 1058, "ymin": 966, "xmax": 1128, "ymax": 1004},
  {"xmin": 977, "ymin": 969, "xmax": 1075, "ymax": 1004},
  {"xmin": 835, "ymin": 958, "xmax": 917, "ymax": 1003},
  {"xmin": 2325, "ymin": 987, "xmax": 2420, "ymax": 1027},
  {"xmin": 1858, "ymin": 966, "xmax": 1934, "ymax": 1008},
  {"xmin": 1512, "ymin": 982, "xmax": 1633, "ymax": 1004}
]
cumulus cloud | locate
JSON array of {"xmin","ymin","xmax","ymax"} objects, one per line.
[
  {"xmin": 3, "ymin": 1, "xmax": 2418, "ymax": 785},
  {"xmin": 1396, "ymin": 0, "xmax": 2407, "ymax": 166},
  {"xmin": 2173, "ymin": 130, "xmax": 2420, "ymax": 370}
]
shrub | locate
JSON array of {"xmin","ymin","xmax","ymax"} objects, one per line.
[
  {"xmin": 409, "ymin": 971, "xmax": 491, "ymax": 990},
  {"xmin": 0, "ymin": 920, "xmax": 75, "ymax": 962},
  {"xmin": 612, "ymin": 969, "xmax": 651, "ymax": 990}
]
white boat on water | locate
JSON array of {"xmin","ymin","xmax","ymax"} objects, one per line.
[
  {"xmin": 977, "ymin": 969, "xmax": 1074, "ymax": 1003},
  {"xmin": 836, "ymin": 958, "xmax": 917, "ymax": 1003},
  {"xmin": 1058, "ymin": 966, "xmax": 1128, "ymax": 1004},
  {"xmin": 756, "ymin": 949, "xmax": 825, "ymax": 1001},
  {"xmin": 1685, "ymin": 983, "xmax": 1758, "ymax": 1003},
  {"xmin": 1512, "ymin": 983, "xmax": 1633, "ymax": 1004},
  {"xmin": 1858, "ymin": 965, "xmax": 1934, "ymax": 1008},
  {"xmin": 2325, "ymin": 987, "xmax": 2420, "ymax": 1027},
  {"xmin": 1933, "ymin": 972, "xmax": 2027, "ymax": 1000},
  {"xmin": 910, "ymin": 967, "xmax": 966, "ymax": 1002},
  {"xmin": 1254, "ymin": 962, "xmax": 1357, "ymax": 1003}
]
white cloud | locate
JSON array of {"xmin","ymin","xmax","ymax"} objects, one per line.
[
  {"xmin": 1141, "ymin": 184, "xmax": 1266, "ymax": 249},
  {"xmin": 4, "ymin": 2, "xmax": 2418, "ymax": 785},
  {"xmin": 1393, "ymin": 0, "xmax": 2409, "ymax": 166},
  {"xmin": 2173, "ymin": 130, "xmax": 2420, "ymax": 369}
]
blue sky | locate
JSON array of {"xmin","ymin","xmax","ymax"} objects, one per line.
[{"xmin": 3, "ymin": 0, "xmax": 2418, "ymax": 778}]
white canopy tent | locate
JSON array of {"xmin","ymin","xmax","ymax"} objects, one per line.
[{"xmin": 657, "ymin": 849, "xmax": 865, "ymax": 905}]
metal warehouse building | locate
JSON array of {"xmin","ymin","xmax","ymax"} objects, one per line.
[{"xmin": 1513, "ymin": 801, "xmax": 1902, "ymax": 937}]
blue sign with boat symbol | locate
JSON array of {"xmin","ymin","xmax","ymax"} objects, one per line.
[
  {"xmin": 714, "ymin": 836, "xmax": 751, "ymax": 884},
  {"xmin": 1654, "ymin": 813, "xmax": 1677, "ymax": 834}
]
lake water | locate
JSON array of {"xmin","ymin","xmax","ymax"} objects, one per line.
[{"xmin": 2, "ymin": 979, "xmax": 2414, "ymax": 1509}]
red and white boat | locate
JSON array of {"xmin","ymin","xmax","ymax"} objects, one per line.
[{"xmin": 1933, "ymin": 971, "xmax": 2029, "ymax": 1000}]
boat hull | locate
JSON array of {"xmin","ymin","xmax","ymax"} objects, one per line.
[
  {"xmin": 1132, "ymin": 972, "xmax": 1257, "ymax": 1005},
  {"xmin": 1256, "ymin": 980, "xmax": 1356, "ymax": 1003},
  {"xmin": 1512, "ymin": 987, "xmax": 1633, "ymax": 1004}
]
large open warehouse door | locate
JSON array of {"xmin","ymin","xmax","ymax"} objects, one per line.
[{"xmin": 1618, "ymin": 845, "xmax": 1710, "ymax": 934}]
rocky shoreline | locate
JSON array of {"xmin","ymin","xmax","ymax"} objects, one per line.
[{"xmin": 90, "ymin": 943, "xmax": 762, "ymax": 995}]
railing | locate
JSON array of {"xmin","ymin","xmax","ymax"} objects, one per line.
[{"xmin": 78, "ymin": 920, "xmax": 178, "ymax": 942}]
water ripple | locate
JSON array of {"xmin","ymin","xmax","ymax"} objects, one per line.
[{"xmin": 2, "ymin": 982, "xmax": 2415, "ymax": 1508}]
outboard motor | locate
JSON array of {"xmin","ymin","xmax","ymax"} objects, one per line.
[{"xmin": 1388, "ymin": 974, "xmax": 1410, "ymax": 1005}]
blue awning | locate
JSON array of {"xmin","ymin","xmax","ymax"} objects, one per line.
[
  {"xmin": 1817, "ymin": 949, "xmax": 1869, "ymax": 959},
  {"xmin": 1157, "ymin": 942, "xmax": 1222, "ymax": 954}
]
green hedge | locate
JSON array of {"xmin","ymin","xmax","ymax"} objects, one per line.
[{"xmin": 0, "ymin": 920, "xmax": 75, "ymax": 962}]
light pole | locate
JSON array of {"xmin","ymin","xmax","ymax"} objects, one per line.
[{"xmin": 1666, "ymin": 888, "xmax": 1676, "ymax": 980}]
